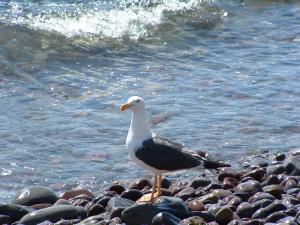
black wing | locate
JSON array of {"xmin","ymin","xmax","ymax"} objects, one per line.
[{"xmin": 135, "ymin": 136, "xmax": 200, "ymax": 171}]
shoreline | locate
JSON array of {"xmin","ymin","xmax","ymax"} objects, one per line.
[{"xmin": 0, "ymin": 150, "xmax": 299, "ymax": 225}]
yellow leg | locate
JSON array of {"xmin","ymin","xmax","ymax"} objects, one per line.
[
  {"xmin": 137, "ymin": 175, "xmax": 158, "ymax": 202},
  {"xmin": 157, "ymin": 175, "xmax": 162, "ymax": 196},
  {"xmin": 150, "ymin": 175, "xmax": 158, "ymax": 201}
]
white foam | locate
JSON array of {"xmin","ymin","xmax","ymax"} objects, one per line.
[{"xmin": 3, "ymin": 0, "xmax": 220, "ymax": 40}]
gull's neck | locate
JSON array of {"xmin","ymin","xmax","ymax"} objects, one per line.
[{"xmin": 127, "ymin": 108, "xmax": 153, "ymax": 147}]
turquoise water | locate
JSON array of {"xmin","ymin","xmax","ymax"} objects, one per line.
[{"xmin": 0, "ymin": 0, "xmax": 300, "ymax": 202}]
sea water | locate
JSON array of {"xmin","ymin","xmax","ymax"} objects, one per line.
[{"xmin": 0, "ymin": 0, "xmax": 300, "ymax": 202}]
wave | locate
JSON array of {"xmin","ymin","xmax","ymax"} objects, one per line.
[{"xmin": 0, "ymin": 0, "xmax": 229, "ymax": 41}]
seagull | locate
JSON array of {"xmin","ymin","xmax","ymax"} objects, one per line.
[{"xmin": 120, "ymin": 96, "xmax": 230, "ymax": 202}]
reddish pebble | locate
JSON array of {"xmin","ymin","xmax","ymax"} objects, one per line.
[{"xmin": 188, "ymin": 199, "xmax": 205, "ymax": 211}]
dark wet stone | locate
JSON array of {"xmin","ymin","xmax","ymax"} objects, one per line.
[
  {"xmin": 227, "ymin": 197, "xmax": 242, "ymax": 208},
  {"xmin": 54, "ymin": 199, "xmax": 71, "ymax": 206},
  {"xmin": 283, "ymin": 155, "xmax": 300, "ymax": 176},
  {"xmin": 171, "ymin": 186, "xmax": 185, "ymax": 196},
  {"xmin": 282, "ymin": 196, "xmax": 300, "ymax": 208},
  {"xmin": 120, "ymin": 189, "xmax": 143, "ymax": 201},
  {"xmin": 80, "ymin": 214, "xmax": 105, "ymax": 224},
  {"xmin": 223, "ymin": 177, "xmax": 239, "ymax": 189},
  {"xmin": 237, "ymin": 202, "xmax": 253, "ymax": 218},
  {"xmin": 31, "ymin": 203, "xmax": 52, "ymax": 210},
  {"xmin": 161, "ymin": 178, "xmax": 172, "ymax": 189},
  {"xmin": 190, "ymin": 178, "xmax": 211, "ymax": 189},
  {"xmin": 266, "ymin": 175, "xmax": 280, "ymax": 185},
  {"xmin": 265, "ymin": 211, "xmax": 288, "ymax": 223},
  {"xmin": 211, "ymin": 189, "xmax": 232, "ymax": 199},
  {"xmin": 202, "ymin": 183, "xmax": 222, "ymax": 192},
  {"xmin": 263, "ymin": 184, "xmax": 284, "ymax": 199},
  {"xmin": 179, "ymin": 216, "xmax": 204, "ymax": 225},
  {"xmin": 215, "ymin": 207, "xmax": 233, "ymax": 225},
  {"xmin": 174, "ymin": 187, "xmax": 195, "ymax": 200},
  {"xmin": 284, "ymin": 179, "xmax": 298, "ymax": 190},
  {"xmin": 274, "ymin": 153, "xmax": 286, "ymax": 161},
  {"xmin": 242, "ymin": 168, "xmax": 265, "ymax": 181},
  {"xmin": 11, "ymin": 186, "xmax": 58, "ymax": 206},
  {"xmin": 240, "ymin": 219, "xmax": 262, "ymax": 225},
  {"xmin": 129, "ymin": 178, "xmax": 152, "ymax": 190},
  {"xmin": 151, "ymin": 212, "xmax": 181, "ymax": 225},
  {"xmin": 237, "ymin": 180, "xmax": 262, "ymax": 194},
  {"xmin": 252, "ymin": 202, "xmax": 286, "ymax": 219},
  {"xmin": 70, "ymin": 194, "xmax": 93, "ymax": 202},
  {"xmin": 70, "ymin": 199, "xmax": 89, "ymax": 207},
  {"xmin": 233, "ymin": 192, "xmax": 250, "ymax": 202},
  {"xmin": 287, "ymin": 187, "xmax": 300, "ymax": 195},
  {"xmin": 266, "ymin": 165, "xmax": 286, "ymax": 175},
  {"xmin": 251, "ymin": 199, "xmax": 273, "ymax": 211},
  {"xmin": 248, "ymin": 192, "xmax": 275, "ymax": 203},
  {"xmin": 228, "ymin": 219, "xmax": 241, "ymax": 225},
  {"xmin": 107, "ymin": 196, "xmax": 134, "ymax": 216},
  {"xmin": 250, "ymin": 156, "xmax": 269, "ymax": 167},
  {"xmin": 218, "ymin": 170, "xmax": 236, "ymax": 182},
  {"xmin": 187, "ymin": 199, "xmax": 205, "ymax": 211},
  {"xmin": 87, "ymin": 204, "xmax": 105, "ymax": 217},
  {"xmin": 0, "ymin": 203, "xmax": 33, "ymax": 222},
  {"xmin": 0, "ymin": 215, "xmax": 11, "ymax": 225},
  {"xmin": 59, "ymin": 190, "xmax": 94, "ymax": 200},
  {"xmin": 108, "ymin": 184, "xmax": 125, "ymax": 195},
  {"xmin": 95, "ymin": 196, "xmax": 111, "ymax": 207},
  {"xmin": 198, "ymin": 193, "xmax": 219, "ymax": 204},
  {"xmin": 19, "ymin": 205, "xmax": 86, "ymax": 225},
  {"xmin": 121, "ymin": 196, "xmax": 189, "ymax": 225},
  {"xmin": 190, "ymin": 211, "xmax": 215, "ymax": 222}
]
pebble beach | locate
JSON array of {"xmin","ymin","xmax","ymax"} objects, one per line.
[{"xmin": 1, "ymin": 149, "xmax": 299, "ymax": 225}]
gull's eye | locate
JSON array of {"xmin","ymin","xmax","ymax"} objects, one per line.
[{"xmin": 136, "ymin": 99, "xmax": 140, "ymax": 103}]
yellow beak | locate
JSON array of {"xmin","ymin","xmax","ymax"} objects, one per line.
[{"xmin": 120, "ymin": 103, "xmax": 130, "ymax": 112}]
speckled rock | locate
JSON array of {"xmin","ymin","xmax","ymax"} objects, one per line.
[
  {"xmin": 151, "ymin": 212, "xmax": 181, "ymax": 225},
  {"xmin": 215, "ymin": 207, "xmax": 233, "ymax": 224},
  {"xmin": 19, "ymin": 205, "xmax": 86, "ymax": 225},
  {"xmin": 121, "ymin": 196, "xmax": 189, "ymax": 225},
  {"xmin": 11, "ymin": 186, "xmax": 58, "ymax": 206}
]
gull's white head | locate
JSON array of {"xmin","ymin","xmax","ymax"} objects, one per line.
[{"xmin": 120, "ymin": 96, "xmax": 145, "ymax": 112}]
